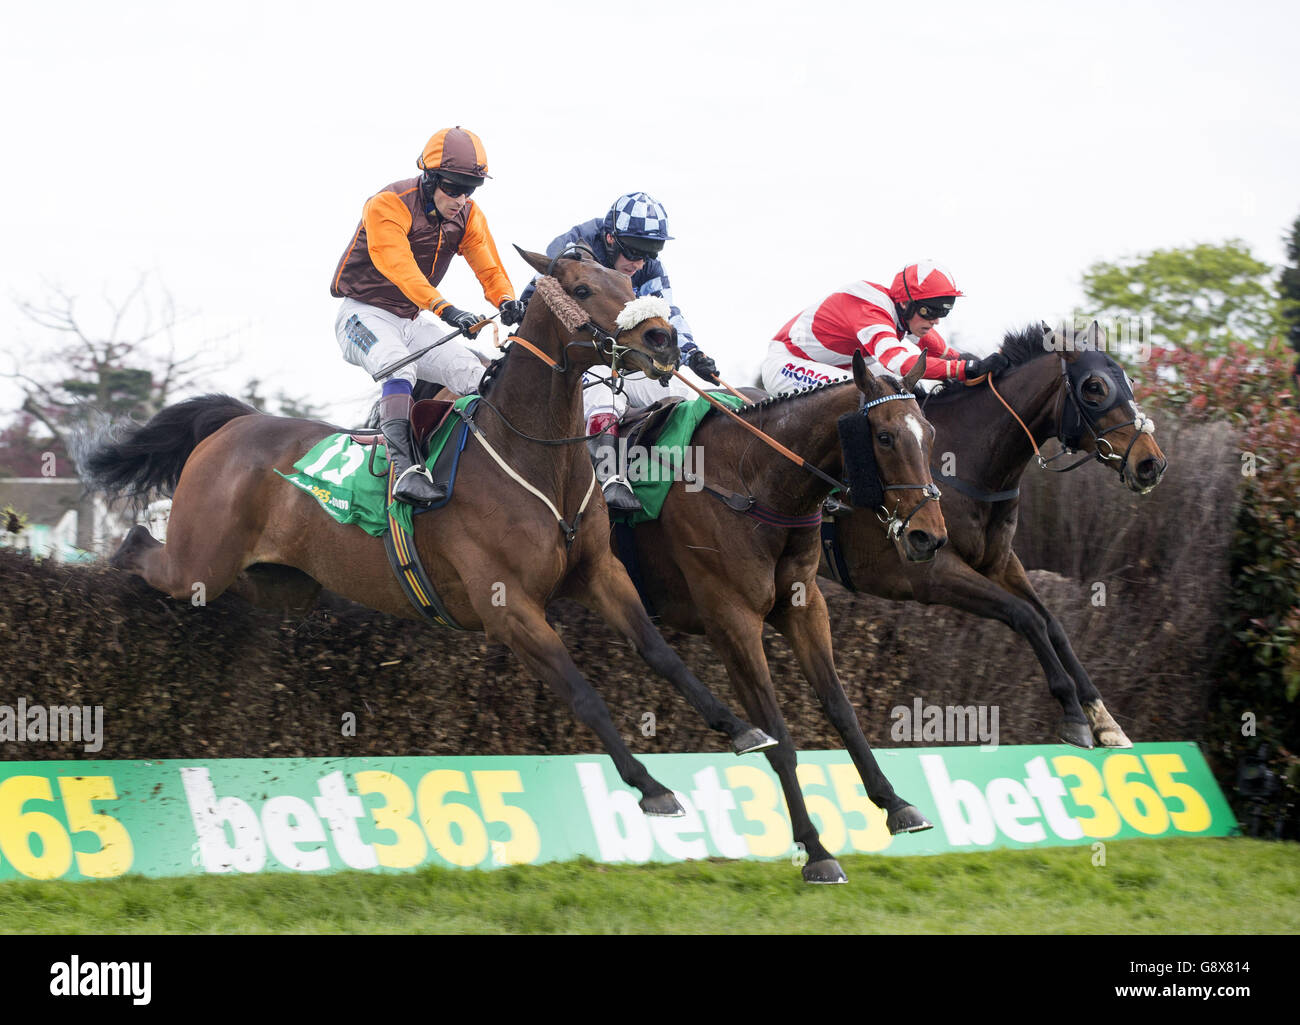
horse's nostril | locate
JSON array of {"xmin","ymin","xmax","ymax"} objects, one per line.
[
  {"xmin": 908, "ymin": 530, "xmax": 935, "ymax": 552},
  {"xmin": 643, "ymin": 327, "xmax": 671, "ymax": 350},
  {"xmin": 1138, "ymin": 457, "xmax": 1160, "ymax": 482}
]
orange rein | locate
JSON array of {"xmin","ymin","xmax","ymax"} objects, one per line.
[
  {"xmin": 970, "ymin": 371, "xmax": 1046, "ymax": 462},
  {"xmin": 668, "ymin": 369, "xmax": 829, "ymax": 477}
]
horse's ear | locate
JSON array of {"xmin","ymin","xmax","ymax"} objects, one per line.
[
  {"xmin": 1086, "ymin": 319, "xmax": 1104, "ymax": 350},
  {"xmin": 853, "ymin": 350, "xmax": 881, "ymax": 396},
  {"xmin": 514, "ymin": 246, "xmax": 552, "ymax": 276},
  {"xmin": 903, "ymin": 351, "xmax": 926, "ymax": 391}
]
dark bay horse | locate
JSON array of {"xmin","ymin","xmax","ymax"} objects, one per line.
[
  {"xmin": 78, "ymin": 246, "xmax": 778, "ymax": 818},
  {"xmin": 822, "ymin": 322, "xmax": 1168, "ymax": 749},
  {"xmin": 617, "ymin": 351, "xmax": 948, "ymax": 883}
]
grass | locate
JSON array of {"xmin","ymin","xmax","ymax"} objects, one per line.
[{"xmin": 3, "ymin": 837, "xmax": 1297, "ymax": 934}]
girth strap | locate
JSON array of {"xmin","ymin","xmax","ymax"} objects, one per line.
[
  {"xmin": 383, "ymin": 480, "xmax": 468, "ymax": 630},
  {"xmin": 820, "ymin": 518, "xmax": 857, "ymax": 592}
]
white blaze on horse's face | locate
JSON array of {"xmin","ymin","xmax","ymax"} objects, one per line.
[{"xmin": 904, "ymin": 413, "xmax": 925, "ymax": 451}]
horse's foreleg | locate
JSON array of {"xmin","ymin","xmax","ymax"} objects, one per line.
[
  {"xmin": 994, "ymin": 554, "xmax": 1131, "ymax": 748},
  {"xmin": 769, "ymin": 583, "xmax": 933, "ymax": 838},
  {"xmin": 695, "ymin": 599, "xmax": 847, "ymax": 883},
  {"xmin": 482, "ymin": 597, "xmax": 682, "ymax": 816},
  {"xmin": 576, "ymin": 557, "xmax": 776, "ymax": 755},
  {"xmin": 914, "ymin": 550, "xmax": 1094, "ymax": 749}
]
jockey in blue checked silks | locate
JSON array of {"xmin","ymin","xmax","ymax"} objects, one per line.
[{"xmin": 519, "ymin": 192, "xmax": 722, "ymax": 513}]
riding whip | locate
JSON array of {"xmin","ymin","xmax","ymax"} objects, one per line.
[{"xmin": 370, "ymin": 311, "xmax": 503, "ymax": 382}]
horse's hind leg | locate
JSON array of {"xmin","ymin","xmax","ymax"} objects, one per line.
[
  {"xmin": 695, "ymin": 600, "xmax": 848, "ymax": 884},
  {"xmin": 913, "ymin": 550, "xmax": 1095, "ymax": 749},
  {"xmin": 109, "ymin": 515, "xmax": 248, "ymax": 604},
  {"xmin": 574, "ymin": 557, "xmax": 777, "ymax": 755},
  {"xmin": 995, "ymin": 554, "xmax": 1131, "ymax": 748},
  {"xmin": 486, "ymin": 599, "xmax": 683, "ymax": 817},
  {"xmin": 769, "ymin": 585, "xmax": 933, "ymax": 837}
]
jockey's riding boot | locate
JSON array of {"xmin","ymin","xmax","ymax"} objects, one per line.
[
  {"xmin": 587, "ymin": 413, "xmax": 641, "ymax": 513},
  {"xmin": 379, "ymin": 393, "xmax": 446, "ymax": 506}
]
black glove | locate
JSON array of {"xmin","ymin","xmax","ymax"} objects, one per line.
[
  {"xmin": 439, "ymin": 304, "xmax": 485, "ymax": 335},
  {"xmin": 684, "ymin": 347, "xmax": 719, "ymax": 383},
  {"xmin": 963, "ymin": 352, "xmax": 1009, "ymax": 381},
  {"xmin": 498, "ymin": 298, "xmax": 526, "ymax": 327}
]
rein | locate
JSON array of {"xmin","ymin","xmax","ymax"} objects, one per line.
[
  {"xmin": 671, "ymin": 375, "xmax": 940, "ymax": 537},
  {"xmin": 985, "ymin": 357, "xmax": 1149, "ymax": 479},
  {"xmin": 461, "ymin": 271, "xmax": 670, "ymax": 547}
]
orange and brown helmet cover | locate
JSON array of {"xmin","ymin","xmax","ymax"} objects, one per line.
[{"xmin": 417, "ymin": 126, "xmax": 491, "ymax": 181}]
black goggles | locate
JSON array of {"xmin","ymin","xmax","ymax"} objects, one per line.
[
  {"xmin": 914, "ymin": 299, "xmax": 955, "ymax": 320},
  {"xmin": 433, "ymin": 175, "xmax": 479, "ymax": 198},
  {"xmin": 614, "ymin": 235, "xmax": 660, "ymax": 263}
]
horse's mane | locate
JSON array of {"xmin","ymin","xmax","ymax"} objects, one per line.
[
  {"xmin": 924, "ymin": 323, "xmax": 1053, "ymax": 403},
  {"xmin": 705, "ymin": 374, "xmax": 907, "ymax": 421}
]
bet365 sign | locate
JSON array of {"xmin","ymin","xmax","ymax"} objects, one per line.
[{"xmin": 0, "ymin": 744, "xmax": 1235, "ymax": 880}]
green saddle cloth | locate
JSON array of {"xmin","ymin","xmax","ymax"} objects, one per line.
[
  {"xmin": 615, "ymin": 392, "xmax": 745, "ymax": 526},
  {"xmin": 276, "ymin": 395, "xmax": 476, "ymax": 537}
]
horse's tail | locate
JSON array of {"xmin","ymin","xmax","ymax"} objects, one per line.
[{"xmin": 74, "ymin": 394, "xmax": 260, "ymax": 503}]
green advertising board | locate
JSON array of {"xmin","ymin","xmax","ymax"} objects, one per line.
[{"xmin": 0, "ymin": 743, "xmax": 1237, "ymax": 882}]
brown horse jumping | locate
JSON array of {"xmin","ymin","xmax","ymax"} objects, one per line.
[
  {"xmin": 78, "ymin": 246, "xmax": 777, "ymax": 817},
  {"xmin": 821, "ymin": 322, "xmax": 1168, "ymax": 749},
  {"xmin": 616, "ymin": 351, "xmax": 948, "ymax": 883}
]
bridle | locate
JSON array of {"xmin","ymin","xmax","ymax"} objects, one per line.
[
  {"xmin": 857, "ymin": 391, "xmax": 943, "ymax": 541},
  {"xmin": 982, "ymin": 353, "xmax": 1156, "ymax": 489}
]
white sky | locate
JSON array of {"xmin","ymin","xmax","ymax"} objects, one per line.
[{"xmin": 3, "ymin": 0, "xmax": 1298, "ymax": 426}]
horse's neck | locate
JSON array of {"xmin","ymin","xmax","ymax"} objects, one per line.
[
  {"xmin": 479, "ymin": 320, "xmax": 586, "ymax": 480},
  {"xmin": 938, "ymin": 358, "xmax": 1064, "ymax": 489},
  {"xmin": 718, "ymin": 383, "xmax": 857, "ymax": 511}
]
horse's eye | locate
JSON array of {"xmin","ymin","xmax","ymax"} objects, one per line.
[
  {"xmin": 877, "ymin": 432, "xmax": 893, "ymax": 447},
  {"xmin": 573, "ymin": 285, "xmax": 592, "ymax": 300}
]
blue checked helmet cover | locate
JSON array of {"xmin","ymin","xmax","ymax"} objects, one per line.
[{"xmin": 602, "ymin": 192, "xmax": 675, "ymax": 242}]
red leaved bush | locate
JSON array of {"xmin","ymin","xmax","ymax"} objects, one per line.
[{"xmin": 1136, "ymin": 335, "xmax": 1300, "ymax": 776}]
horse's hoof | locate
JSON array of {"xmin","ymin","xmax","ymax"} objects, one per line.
[
  {"xmin": 1096, "ymin": 725, "xmax": 1133, "ymax": 748},
  {"xmin": 733, "ymin": 728, "xmax": 778, "ymax": 754},
  {"xmin": 802, "ymin": 858, "xmax": 848, "ymax": 884},
  {"xmin": 887, "ymin": 805, "xmax": 934, "ymax": 834},
  {"xmin": 639, "ymin": 792, "xmax": 685, "ymax": 818},
  {"xmin": 1060, "ymin": 721, "xmax": 1095, "ymax": 749}
]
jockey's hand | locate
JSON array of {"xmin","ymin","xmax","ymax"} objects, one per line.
[
  {"xmin": 963, "ymin": 352, "xmax": 1009, "ymax": 382},
  {"xmin": 684, "ymin": 347, "xmax": 719, "ymax": 383},
  {"xmin": 498, "ymin": 298, "xmax": 526, "ymax": 327},
  {"xmin": 439, "ymin": 305, "xmax": 486, "ymax": 336}
]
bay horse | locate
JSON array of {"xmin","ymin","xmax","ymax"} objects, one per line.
[
  {"xmin": 822, "ymin": 321, "xmax": 1168, "ymax": 749},
  {"xmin": 617, "ymin": 351, "xmax": 948, "ymax": 883},
  {"xmin": 77, "ymin": 246, "xmax": 778, "ymax": 818}
]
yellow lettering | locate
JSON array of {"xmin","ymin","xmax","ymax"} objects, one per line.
[
  {"xmin": 1051, "ymin": 755, "xmax": 1120, "ymax": 838},
  {"xmin": 354, "ymin": 771, "xmax": 427, "ymax": 868},
  {"xmin": 417, "ymin": 770, "xmax": 488, "ymax": 868},
  {"xmin": 724, "ymin": 765, "xmax": 791, "ymax": 857},
  {"xmin": 0, "ymin": 776, "xmax": 73, "ymax": 880},
  {"xmin": 58, "ymin": 776, "xmax": 133, "ymax": 878},
  {"xmin": 1143, "ymin": 753, "xmax": 1212, "ymax": 833},
  {"xmin": 472, "ymin": 770, "xmax": 541, "ymax": 865}
]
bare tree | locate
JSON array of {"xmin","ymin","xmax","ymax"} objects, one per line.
[{"xmin": 4, "ymin": 273, "xmax": 231, "ymax": 454}]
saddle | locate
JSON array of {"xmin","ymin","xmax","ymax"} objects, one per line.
[{"xmin": 350, "ymin": 397, "xmax": 457, "ymax": 464}]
